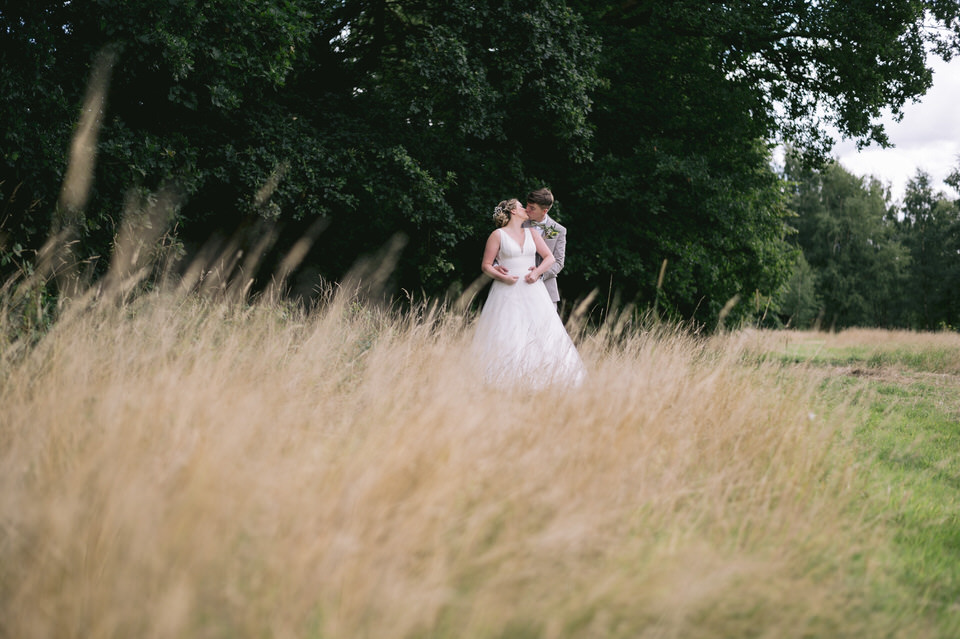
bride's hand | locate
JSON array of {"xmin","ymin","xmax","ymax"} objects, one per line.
[
  {"xmin": 503, "ymin": 273, "xmax": 519, "ymax": 284},
  {"xmin": 524, "ymin": 269, "xmax": 540, "ymax": 284}
]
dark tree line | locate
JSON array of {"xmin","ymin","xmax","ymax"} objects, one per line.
[
  {"xmin": 3, "ymin": 0, "xmax": 960, "ymax": 325},
  {"xmin": 781, "ymin": 155, "xmax": 960, "ymax": 330}
]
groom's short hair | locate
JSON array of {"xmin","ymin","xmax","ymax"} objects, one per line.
[{"xmin": 526, "ymin": 188, "xmax": 553, "ymax": 209}]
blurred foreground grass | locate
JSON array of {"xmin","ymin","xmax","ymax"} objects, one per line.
[
  {"xmin": 2, "ymin": 293, "xmax": 959, "ymax": 638},
  {"xmin": 8, "ymin": 49, "xmax": 957, "ymax": 636}
]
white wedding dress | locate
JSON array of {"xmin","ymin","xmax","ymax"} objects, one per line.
[{"xmin": 472, "ymin": 228, "xmax": 585, "ymax": 388}]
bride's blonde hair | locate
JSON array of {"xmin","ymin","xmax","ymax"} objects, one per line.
[{"xmin": 492, "ymin": 198, "xmax": 518, "ymax": 228}]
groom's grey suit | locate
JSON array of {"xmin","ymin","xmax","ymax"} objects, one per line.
[{"xmin": 524, "ymin": 214, "xmax": 566, "ymax": 304}]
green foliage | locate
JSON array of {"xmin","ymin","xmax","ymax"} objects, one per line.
[
  {"xmin": 784, "ymin": 154, "xmax": 912, "ymax": 329},
  {"xmin": 1, "ymin": 0, "xmax": 601, "ymax": 298},
  {"xmin": 559, "ymin": 0, "xmax": 959, "ymax": 324},
  {"xmin": 897, "ymin": 172, "xmax": 960, "ymax": 330},
  {"xmin": 3, "ymin": 0, "xmax": 960, "ymax": 326},
  {"xmin": 780, "ymin": 251, "xmax": 820, "ymax": 329},
  {"xmin": 783, "ymin": 154, "xmax": 960, "ymax": 330},
  {"xmin": 0, "ymin": 274, "xmax": 57, "ymax": 348}
]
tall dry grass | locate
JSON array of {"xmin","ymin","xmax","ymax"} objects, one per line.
[
  {"xmin": 0, "ymin": 284, "xmax": 930, "ymax": 638},
  {"xmin": 2, "ymin": 47, "xmax": 936, "ymax": 637}
]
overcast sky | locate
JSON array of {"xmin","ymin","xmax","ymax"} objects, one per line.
[{"xmin": 830, "ymin": 54, "xmax": 960, "ymax": 203}]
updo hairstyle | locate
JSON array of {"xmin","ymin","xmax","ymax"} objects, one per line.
[{"xmin": 492, "ymin": 198, "xmax": 518, "ymax": 228}]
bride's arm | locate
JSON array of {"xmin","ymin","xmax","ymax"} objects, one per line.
[
  {"xmin": 527, "ymin": 233, "xmax": 556, "ymax": 282},
  {"xmin": 482, "ymin": 231, "xmax": 517, "ymax": 283}
]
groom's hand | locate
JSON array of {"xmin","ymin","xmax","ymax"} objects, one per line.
[{"xmin": 492, "ymin": 264, "xmax": 510, "ymax": 276}]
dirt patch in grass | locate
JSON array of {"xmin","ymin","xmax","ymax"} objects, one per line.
[{"xmin": 837, "ymin": 365, "xmax": 960, "ymax": 388}]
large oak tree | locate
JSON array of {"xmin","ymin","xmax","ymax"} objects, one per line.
[{"xmin": 3, "ymin": 0, "xmax": 959, "ymax": 322}]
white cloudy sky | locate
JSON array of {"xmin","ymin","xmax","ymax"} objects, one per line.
[{"xmin": 829, "ymin": 54, "xmax": 960, "ymax": 203}]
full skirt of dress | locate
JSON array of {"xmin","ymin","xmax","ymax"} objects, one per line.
[{"xmin": 472, "ymin": 229, "xmax": 585, "ymax": 388}]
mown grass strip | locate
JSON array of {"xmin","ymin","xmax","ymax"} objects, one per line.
[{"xmin": 788, "ymin": 339, "xmax": 960, "ymax": 635}]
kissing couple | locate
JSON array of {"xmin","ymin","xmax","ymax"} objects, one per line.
[{"xmin": 472, "ymin": 188, "xmax": 585, "ymax": 388}]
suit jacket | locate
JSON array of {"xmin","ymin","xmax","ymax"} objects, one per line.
[{"xmin": 524, "ymin": 214, "xmax": 566, "ymax": 303}]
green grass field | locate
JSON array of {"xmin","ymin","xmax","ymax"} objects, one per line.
[{"xmin": 759, "ymin": 329, "xmax": 960, "ymax": 637}]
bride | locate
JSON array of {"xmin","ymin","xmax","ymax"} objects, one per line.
[{"xmin": 472, "ymin": 198, "xmax": 585, "ymax": 388}]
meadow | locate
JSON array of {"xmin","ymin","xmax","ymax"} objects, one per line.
[
  {"xmin": 7, "ymin": 23, "xmax": 960, "ymax": 636},
  {"xmin": 3, "ymin": 275, "xmax": 960, "ymax": 638}
]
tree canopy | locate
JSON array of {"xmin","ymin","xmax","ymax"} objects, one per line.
[
  {"xmin": 3, "ymin": 0, "xmax": 960, "ymax": 324},
  {"xmin": 780, "ymin": 154, "xmax": 960, "ymax": 331}
]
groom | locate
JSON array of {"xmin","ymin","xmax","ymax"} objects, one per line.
[{"xmin": 523, "ymin": 187, "xmax": 566, "ymax": 311}]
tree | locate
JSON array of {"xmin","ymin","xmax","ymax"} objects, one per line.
[
  {"xmin": 555, "ymin": 0, "xmax": 960, "ymax": 323},
  {"xmin": 780, "ymin": 251, "xmax": 820, "ymax": 329},
  {"xmin": 4, "ymin": 0, "xmax": 960, "ymax": 324},
  {"xmin": 1, "ymin": 0, "xmax": 320, "ymax": 277},
  {"xmin": 784, "ymin": 154, "xmax": 911, "ymax": 328},
  {"xmin": 1, "ymin": 0, "xmax": 600, "ymax": 296},
  {"xmin": 898, "ymin": 171, "xmax": 960, "ymax": 329}
]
